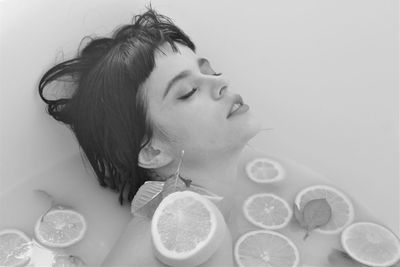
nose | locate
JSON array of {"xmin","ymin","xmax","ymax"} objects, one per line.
[{"xmin": 208, "ymin": 76, "xmax": 230, "ymax": 100}]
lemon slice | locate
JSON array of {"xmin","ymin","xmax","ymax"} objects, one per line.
[
  {"xmin": 151, "ymin": 191, "xmax": 226, "ymax": 267},
  {"xmin": 341, "ymin": 222, "xmax": 400, "ymax": 267},
  {"xmin": 0, "ymin": 229, "xmax": 32, "ymax": 266},
  {"xmin": 34, "ymin": 209, "xmax": 87, "ymax": 248},
  {"xmin": 245, "ymin": 157, "xmax": 286, "ymax": 183},
  {"xmin": 234, "ymin": 230, "xmax": 300, "ymax": 267},
  {"xmin": 243, "ymin": 193, "xmax": 292, "ymax": 230},
  {"xmin": 294, "ymin": 185, "xmax": 354, "ymax": 234}
]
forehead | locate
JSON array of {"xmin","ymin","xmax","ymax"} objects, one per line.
[{"xmin": 142, "ymin": 43, "xmax": 197, "ymax": 97}]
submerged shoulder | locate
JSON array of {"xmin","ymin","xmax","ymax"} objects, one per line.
[
  {"xmin": 238, "ymin": 144, "xmax": 384, "ymax": 226},
  {"xmin": 101, "ymin": 216, "xmax": 167, "ymax": 267}
]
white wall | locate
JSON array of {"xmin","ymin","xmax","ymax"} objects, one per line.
[{"xmin": 1, "ymin": 0, "xmax": 398, "ymax": 233}]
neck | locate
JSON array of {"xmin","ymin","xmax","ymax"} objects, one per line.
[{"xmin": 156, "ymin": 146, "xmax": 245, "ymax": 221}]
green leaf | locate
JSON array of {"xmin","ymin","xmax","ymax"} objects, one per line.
[
  {"xmin": 301, "ymin": 198, "xmax": 332, "ymax": 240},
  {"xmin": 179, "ymin": 174, "xmax": 192, "ymax": 187},
  {"xmin": 293, "ymin": 202, "xmax": 306, "ymax": 228}
]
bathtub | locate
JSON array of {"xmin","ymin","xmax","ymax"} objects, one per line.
[{"xmin": 1, "ymin": 0, "xmax": 398, "ymax": 265}]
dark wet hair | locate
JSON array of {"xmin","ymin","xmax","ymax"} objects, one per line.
[{"xmin": 38, "ymin": 7, "xmax": 196, "ymax": 205}]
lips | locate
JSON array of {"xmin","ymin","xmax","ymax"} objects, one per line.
[{"xmin": 227, "ymin": 95, "xmax": 244, "ymax": 118}]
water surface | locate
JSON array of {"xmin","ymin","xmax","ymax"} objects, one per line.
[{"xmin": 0, "ymin": 146, "xmax": 384, "ymax": 266}]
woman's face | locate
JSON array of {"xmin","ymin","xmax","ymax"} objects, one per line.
[{"xmin": 141, "ymin": 42, "xmax": 262, "ymax": 163}]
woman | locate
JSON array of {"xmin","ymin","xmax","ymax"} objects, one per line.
[
  {"xmin": 38, "ymin": 7, "xmax": 388, "ymax": 267},
  {"xmin": 39, "ymin": 7, "xmax": 259, "ymax": 266}
]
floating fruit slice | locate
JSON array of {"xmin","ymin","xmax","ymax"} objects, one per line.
[
  {"xmin": 34, "ymin": 209, "xmax": 87, "ymax": 248},
  {"xmin": 245, "ymin": 157, "xmax": 286, "ymax": 183},
  {"xmin": 294, "ymin": 185, "xmax": 354, "ymax": 234},
  {"xmin": 151, "ymin": 191, "xmax": 226, "ymax": 267},
  {"xmin": 0, "ymin": 229, "xmax": 32, "ymax": 266},
  {"xmin": 341, "ymin": 222, "xmax": 400, "ymax": 267},
  {"xmin": 234, "ymin": 230, "xmax": 300, "ymax": 267},
  {"xmin": 243, "ymin": 193, "xmax": 292, "ymax": 230}
]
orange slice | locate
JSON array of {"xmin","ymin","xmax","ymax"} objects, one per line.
[
  {"xmin": 151, "ymin": 191, "xmax": 226, "ymax": 267},
  {"xmin": 294, "ymin": 185, "xmax": 354, "ymax": 234},
  {"xmin": 245, "ymin": 157, "xmax": 286, "ymax": 183},
  {"xmin": 34, "ymin": 209, "xmax": 87, "ymax": 248},
  {"xmin": 243, "ymin": 193, "xmax": 292, "ymax": 230},
  {"xmin": 341, "ymin": 222, "xmax": 400, "ymax": 267},
  {"xmin": 0, "ymin": 229, "xmax": 32, "ymax": 266},
  {"xmin": 234, "ymin": 230, "xmax": 300, "ymax": 267}
]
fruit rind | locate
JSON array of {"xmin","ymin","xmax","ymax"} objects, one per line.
[
  {"xmin": 34, "ymin": 209, "xmax": 87, "ymax": 248},
  {"xmin": 245, "ymin": 157, "xmax": 286, "ymax": 183},
  {"xmin": 0, "ymin": 228, "xmax": 32, "ymax": 267},
  {"xmin": 294, "ymin": 184, "xmax": 354, "ymax": 234},
  {"xmin": 243, "ymin": 193, "xmax": 293, "ymax": 230},
  {"xmin": 234, "ymin": 230, "xmax": 300, "ymax": 267},
  {"xmin": 151, "ymin": 191, "xmax": 226, "ymax": 267},
  {"xmin": 341, "ymin": 222, "xmax": 400, "ymax": 267}
]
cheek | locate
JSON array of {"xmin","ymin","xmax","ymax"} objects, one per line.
[{"xmin": 165, "ymin": 109, "xmax": 226, "ymax": 143}]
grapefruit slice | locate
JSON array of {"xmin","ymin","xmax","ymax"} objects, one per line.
[
  {"xmin": 0, "ymin": 229, "xmax": 32, "ymax": 266},
  {"xmin": 245, "ymin": 157, "xmax": 286, "ymax": 183},
  {"xmin": 234, "ymin": 230, "xmax": 300, "ymax": 267},
  {"xmin": 34, "ymin": 209, "xmax": 87, "ymax": 248},
  {"xmin": 294, "ymin": 185, "xmax": 354, "ymax": 234},
  {"xmin": 341, "ymin": 222, "xmax": 400, "ymax": 267},
  {"xmin": 243, "ymin": 193, "xmax": 292, "ymax": 230},
  {"xmin": 151, "ymin": 191, "xmax": 226, "ymax": 267}
]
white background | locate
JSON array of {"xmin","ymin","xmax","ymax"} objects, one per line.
[{"xmin": 1, "ymin": 0, "xmax": 398, "ymax": 233}]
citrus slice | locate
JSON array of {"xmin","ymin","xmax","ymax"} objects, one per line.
[
  {"xmin": 0, "ymin": 229, "xmax": 32, "ymax": 266},
  {"xmin": 234, "ymin": 230, "xmax": 300, "ymax": 267},
  {"xmin": 341, "ymin": 222, "xmax": 400, "ymax": 267},
  {"xmin": 243, "ymin": 193, "xmax": 292, "ymax": 230},
  {"xmin": 34, "ymin": 209, "xmax": 87, "ymax": 248},
  {"xmin": 151, "ymin": 191, "xmax": 226, "ymax": 267},
  {"xmin": 245, "ymin": 157, "xmax": 286, "ymax": 183},
  {"xmin": 294, "ymin": 185, "xmax": 354, "ymax": 234}
]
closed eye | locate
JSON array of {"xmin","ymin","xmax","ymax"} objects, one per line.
[
  {"xmin": 178, "ymin": 87, "xmax": 198, "ymax": 100},
  {"xmin": 178, "ymin": 73, "xmax": 222, "ymax": 100}
]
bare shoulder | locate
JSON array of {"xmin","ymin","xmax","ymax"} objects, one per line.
[
  {"xmin": 235, "ymin": 145, "xmax": 392, "ymax": 265},
  {"xmin": 101, "ymin": 216, "xmax": 167, "ymax": 267},
  {"xmin": 238, "ymin": 145, "xmax": 385, "ymax": 226},
  {"xmin": 102, "ymin": 212, "xmax": 234, "ymax": 267}
]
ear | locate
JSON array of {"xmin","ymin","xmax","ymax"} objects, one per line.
[{"xmin": 138, "ymin": 144, "xmax": 173, "ymax": 169}]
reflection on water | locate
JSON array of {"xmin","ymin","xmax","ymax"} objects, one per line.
[{"xmin": 0, "ymin": 146, "xmax": 393, "ymax": 266}]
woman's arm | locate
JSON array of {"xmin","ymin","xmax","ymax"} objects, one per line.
[{"xmin": 101, "ymin": 215, "xmax": 233, "ymax": 267}]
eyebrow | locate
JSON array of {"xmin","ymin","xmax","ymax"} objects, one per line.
[{"xmin": 162, "ymin": 57, "xmax": 210, "ymax": 99}]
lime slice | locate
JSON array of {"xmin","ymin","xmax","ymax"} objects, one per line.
[
  {"xmin": 243, "ymin": 193, "xmax": 292, "ymax": 230},
  {"xmin": 0, "ymin": 229, "xmax": 32, "ymax": 266},
  {"xmin": 341, "ymin": 222, "xmax": 400, "ymax": 267},
  {"xmin": 34, "ymin": 209, "xmax": 87, "ymax": 248},
  {"xmin": 245, "ymin": 157, "xmax": 286, "ymax": 183},
  {"xmin": 294, "ymin": 185, "xmax": 354, "ymax": 234},
  {"xmin": 234, "ymin": 230, "xmax": 300, "ymax": 267}
]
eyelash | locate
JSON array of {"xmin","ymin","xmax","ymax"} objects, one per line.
[{"xmin": 179, "ymin": 72, "xmax": 222, "ymax": 100}]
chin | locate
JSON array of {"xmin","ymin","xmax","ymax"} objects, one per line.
[
  {"xmin": 234, "ymin": 115, "xmax": 263, "ymax": 148},
  {"xmin": 244, "ymin": 112, "xmax": 263, "ymax": 138}
]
